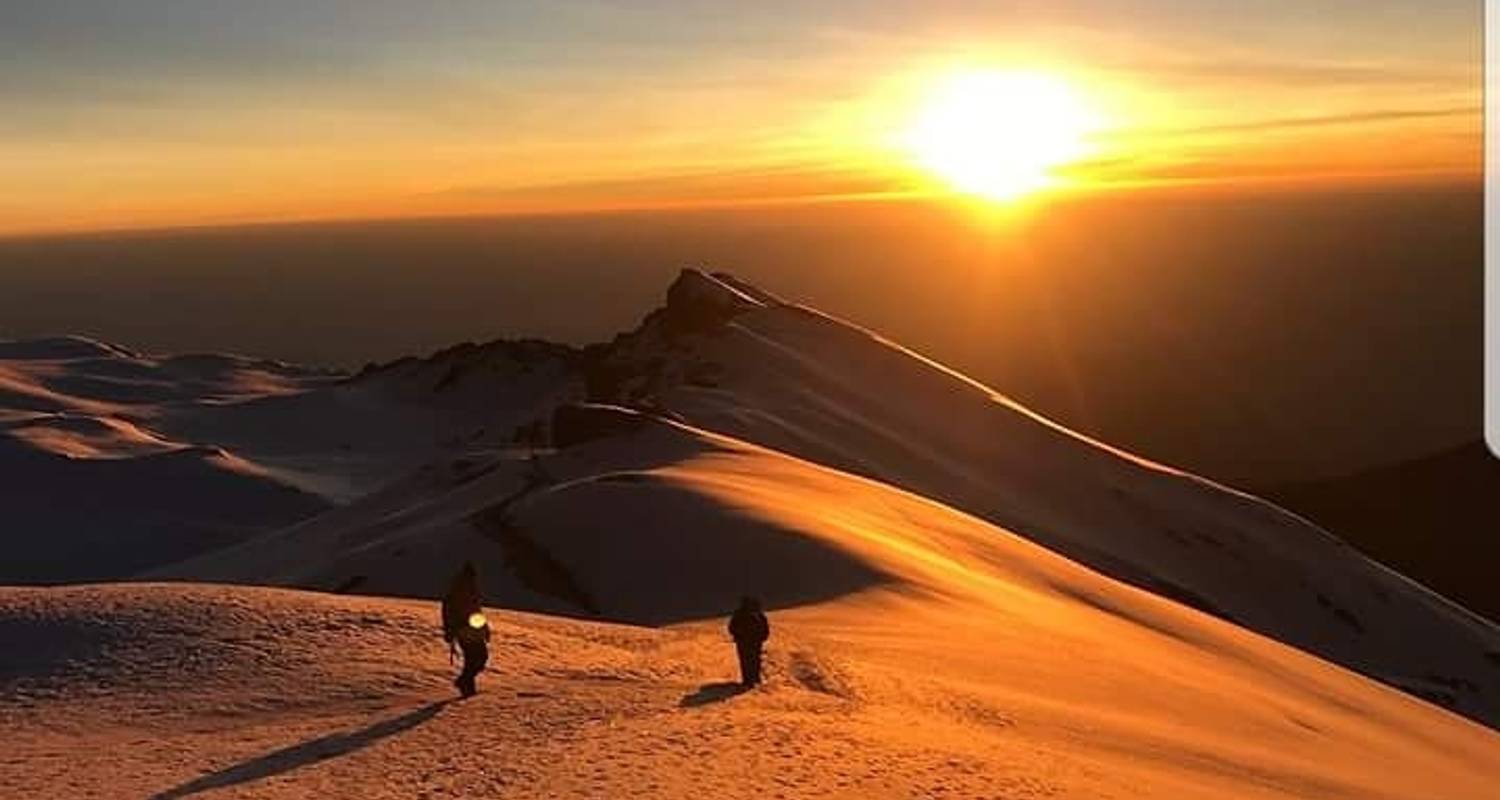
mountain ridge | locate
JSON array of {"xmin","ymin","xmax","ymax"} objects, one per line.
[
  {"xmin": 3, "ymin": 268, "xmax": 1498, "ymax": 730},
  {"xmin": 5, "ymin": 269, "xmax": 1500, "ymax": 798}
]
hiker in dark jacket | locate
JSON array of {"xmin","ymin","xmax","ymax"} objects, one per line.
[
  {"xmin": 442, "ymin": 562, "xmax": 491, "ymax": 698},
  {"xmin": 728, "ymin": 595, "xmax": 770, "ymax": 686}
]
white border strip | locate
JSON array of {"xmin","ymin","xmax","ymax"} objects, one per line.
[{"xmin": 1489, "ymin": 0, "xmax": 1500, "ymax": 457}]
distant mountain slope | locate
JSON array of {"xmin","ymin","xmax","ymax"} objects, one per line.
[
  {"xmin": 0, "ymin": 337, "xmax": 332, "ymax": 581},
  {"xmin": 1263, "ymin": 442, "xmax": 1500, "ymax": 623},
  {"xmin": 0, "ymin": 441, "xmax": 327, "ymax": 583},
  {"xmin": 153, "ymin": 337, "xmax": 578, "ymax": 499},
  {"xmin": 0, "ymin": 330, "xmax": 590, "ymax": 592}
]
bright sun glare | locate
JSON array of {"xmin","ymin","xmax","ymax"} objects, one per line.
[{"xmin": 907, "ymin": 70, "xmax": 1101, "ymax": 202}]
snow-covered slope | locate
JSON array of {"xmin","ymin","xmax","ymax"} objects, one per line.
[
  {"xmin": 0, "ymin": 334, "xmax": 580, "ymax": 582},
  {"xmin": 578, "ymin": 270, "xmax": 1500, "ymax": 727},
  {"xmin": 152, "ymin": 337, "xmax": 577, "ymax": 499},
  {"xmin": 8, "ymin": 271, "xmax": 1500, "ymax": 737},
  {"xmin": 0, "ymin": 338, "xmax": 331, "ymax": 582},
  {"xmin": 155, "ymin": 395, "xmax": 1500, "ymax": 744},
  {"xmin": 7, "ymin": 275, "xmax": 1500, "ymax": 797},
  {"xmin": 8, "ymin": 570, "xmax": 1498, "ymax": 796}
]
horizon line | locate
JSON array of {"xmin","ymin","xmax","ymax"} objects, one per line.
[{"xmin": 0, "ymin": 169, "xmax": 1480, "ymax": 243}]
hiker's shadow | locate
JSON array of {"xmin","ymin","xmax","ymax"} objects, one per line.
[
  {"xmin": 679, "ymin": 681, "xmax": 750, "ymax": 708},
  {"xmin": 150, "ymin": 699, "xmax": 454, "ymax": 799}
]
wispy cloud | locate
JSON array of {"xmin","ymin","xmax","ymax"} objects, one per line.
[
  {"xmin": 1116, "ymin": 106, "xmax": 1479, "ymax": 141},
  {"xmin": 1111, "ymin": 57, "xmax": 1475, "ymax": 89}
]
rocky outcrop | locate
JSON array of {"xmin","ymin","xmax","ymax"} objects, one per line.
[
  {"xmin": 660, "ymin": 268, "xmax": 766, "ymax": 334},
  {"xmin": 580, "ymin": 268, "xmax": 769, "ymax": 406}
]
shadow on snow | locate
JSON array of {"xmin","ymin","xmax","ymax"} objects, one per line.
[
  {"xmin": 679, "ymin": 681, "xmax": 750, "ymax": 708},
  {"xmin": 150, "ymin": 699, "xmax": 453, "ymax": 799}
]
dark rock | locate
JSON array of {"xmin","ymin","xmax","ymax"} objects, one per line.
[{"xmin": 660, "ymin": 268, "xmax": 763, "ymax": 335}]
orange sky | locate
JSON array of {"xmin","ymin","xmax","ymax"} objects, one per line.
[{"xmin": 0, "ymin": 3, "xmax": 1480, "ymax": 236}]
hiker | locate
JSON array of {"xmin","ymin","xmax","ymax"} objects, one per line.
[
  {"xmin": 728, "ymin": 595, "xmax": 770, "ymax": 687},
  {"xmin": 442, "ymin": 562, "xmax": 492, "ymax": 698}
]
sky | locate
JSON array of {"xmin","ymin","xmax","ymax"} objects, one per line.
[{"xmin": 0, "ymin": 1, "xmax": 1481, "ymax": 235}]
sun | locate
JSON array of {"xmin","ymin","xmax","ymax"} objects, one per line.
[{"xmin": 906, "ymin": 70, "xmax": 1101, "ymax": 202}]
